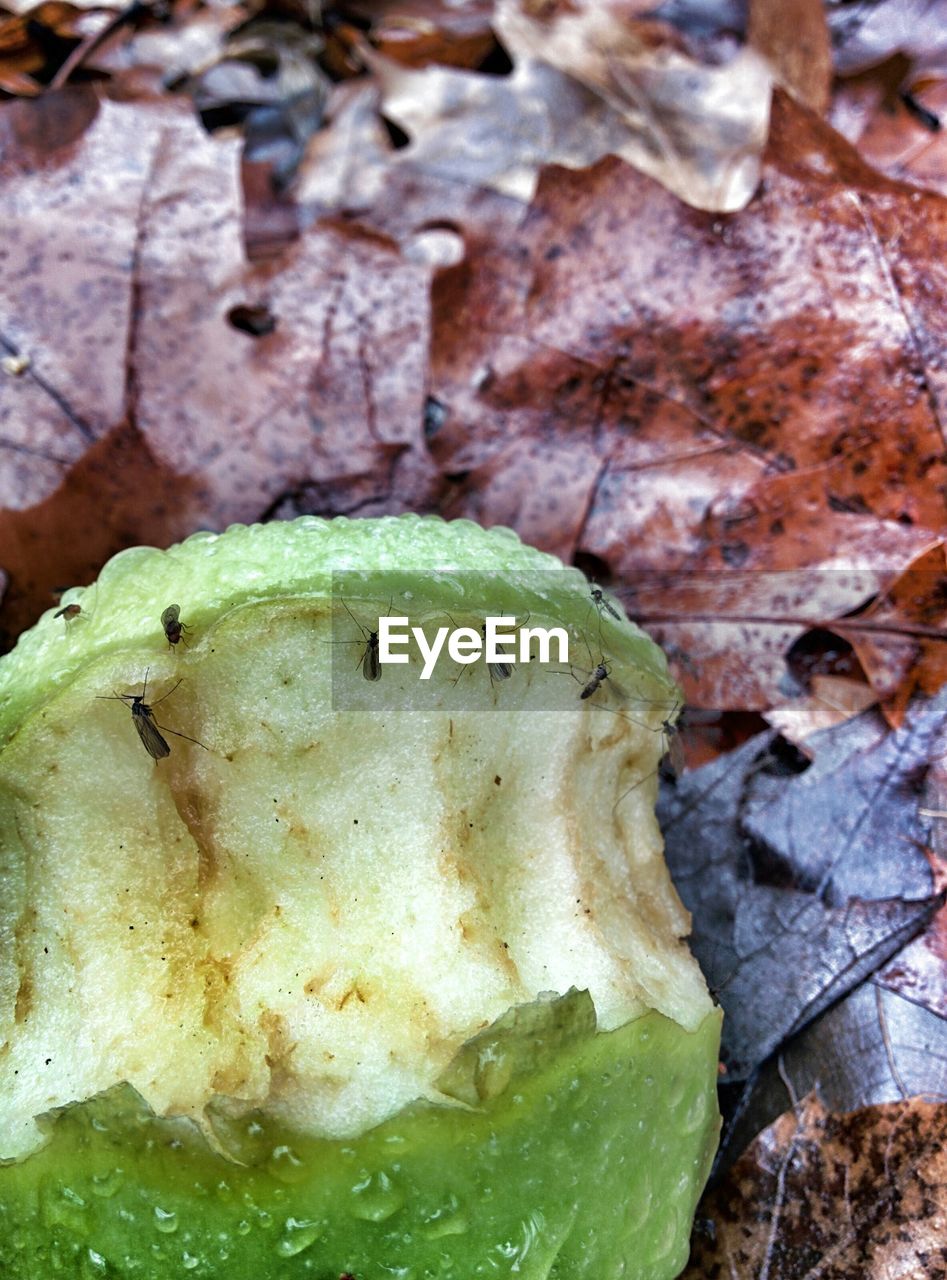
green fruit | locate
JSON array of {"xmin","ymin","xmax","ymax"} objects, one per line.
[{"xmin": 0, "ymin": 516, "xmax": 721, "ymax": 1278}]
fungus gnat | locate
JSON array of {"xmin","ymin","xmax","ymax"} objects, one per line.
[
  {"xmin": 161, "ymin": 603, "xmax": 189, "ymax": 649},
  {"xmin": 482, "ymin": 612, "xmax": 530, "ymax": 685},
  {"xmin": 590, "ymin": 584, "xmax": 621, "ymax": 621},
  {"xmin": 98, "ymin": 672, "xmax": 207, "ymax": 761},
  {"xmin": 611, "ymin": 700, "xmax": 685, "ymax": 817},
  {"xmin": 340, "ymin": 600, "xmax": 391, "ymax": 682},
  {"xmin": 580, "ymin": 660, "xmax": 611, "ymax": 700}
]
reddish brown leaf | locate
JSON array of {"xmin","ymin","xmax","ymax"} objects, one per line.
[
  {"xmin": 0, "ymin": 1, "xmax": 89, "ymax": 94},
  {"xmin": 748, "ymin": 0, "xmax": 832, "ymax": 114},
  {"xmin": 831, "ymin": 69, "xmax": 947, "ymax": 200},
  {"xmin": 834, "ymin": 543, "xmax": 947, "ymax": 721},
  {"xmin": 686, "ymin": 1093, "xmax": 947, "ymax": 1280},
  {"xmin": 428, "ymin": 89, "xmax": 947, "ymax": 709},
  {"xmin": 357, "ymin": 0, "xmax": 497, "ymax": 70}
]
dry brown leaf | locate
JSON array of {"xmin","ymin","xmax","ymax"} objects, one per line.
[
  {"xmin": 685, "ymin": 1092, "xmax": 947, "ymax": 1279},
  {"xmin": 353, "ymin": 0, "xmax": 497, "ymax": 70},
  {"xmin": 748, "ymin": 0, "xmax": 831, "ymax": 114},
  {"xmin": 834, "ymin": 543, "xmax": 947, "ymax": 723}
]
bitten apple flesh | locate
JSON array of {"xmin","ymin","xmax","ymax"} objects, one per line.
[{"xmin": 0, "ymin": 516, "xmax": 721, "ymax": 1279}]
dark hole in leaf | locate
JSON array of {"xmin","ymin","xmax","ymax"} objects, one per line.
[
  {"xmin": 573, "ymin": 551, "xmax": 613, "ymax": 584},
  {"xmin": 417, "ymin": 218, "xmax": 463, "ymax": 236},
  {"xmin": 227, "ymin": 305, "xmax": 277, "ymax": 337},
  {"xmin": 444, "ymin": 471, "xmax": 470, "ymax": 485},
  {"xmin": 381, "ymin": 116, "xmax": 411, "ymax": 150},
  {"xmin": 423, "ymin": 397, "xmax": 448, "ymax": 440},
  {"xmin": 478, "ymin": 40, "xmax": 514, "ymax": 76},
  {"xmin": 785, "ymin": 627, "xmax": 863, "ymax": 690},
  {"xmin": 200, "ymin": 102, "xmax": 257, "ymax": 133}
]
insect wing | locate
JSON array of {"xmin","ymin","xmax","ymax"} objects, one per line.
[
  {"xmin": 363, "ymin": 639, "xmax": 381, "ymax": 682},
  {"xmin": 665, "ymin": 723, "xmax": 685, "ymax": 777},
  {"xmin": 133, "ymin": 703, "xmax": 171, "ymax": 760},
  {"xmin": 161, "ymin": 604, "xmax": 181, "ymax": 628}
]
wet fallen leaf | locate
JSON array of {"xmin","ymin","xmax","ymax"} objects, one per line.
[
  {"xmin": 359, "ymin": 0, "xmax": 771, "ymax": 211},
  {"xmin": 658, "ymin": 696, "xmax": 944, "ymax": 1083},
  {"xmin": 835, "ymin": 543, "xmax": 947, "ymax": 722},
  {"xmin": 428, "ymin": 88, "xmax": 947, "ymax": 708},
  {"xmin": 877, "ymin": 848, "xmax": 947, "ymax": 1019},
  {"xmin": 740, "ymin": 689, "xmax": 947, "ymax": 906},
  {"xmin": 0, "ymin": 88, "xmax": 437, "ymax": 636},
  {"xmin": 494, "ymin": 0, "xmax": 772, "ymax": 210},
  {"xmin": 828, "ymin": 0, "xmax": 947, "ymax": 78},
  {"xmin": 686, "ymin": 1092, "xmax": 947, "ymax": 1279}
]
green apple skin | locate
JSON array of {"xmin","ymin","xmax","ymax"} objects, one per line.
[
  {"xmin": 0, "ymin": 516, "xmax": 722, "ymax": 1279},
  {"xmin": 0, "ymin": 998, "xmax": 721, "ymax": 1279}
]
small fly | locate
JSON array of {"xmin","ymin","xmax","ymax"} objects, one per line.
[
  {"xmin": 340, "ymin": 600, "xmax": 390, "ymax": 682},
  {"xmin": 580, "ymin": 659, "xmax": 611, "ymax": 700},
  {"xmin": 611, "ymin": 700, "xmax": 685, "ymax": 816},
  {"xmin": 161, "ymin": 604, "xmax": 189, "ymax": 650},
  {"xmin": 98, "ymin": 671, "xmax": 206, "ymax": 762},
  {"xmin": 589, "ymin": 584, "xmax": 621, "ymax": 621},
  {"xmin": 482, "ymin": 612, "xmax": 530, "ymax": 686},
  {"xmin": 54, "ymin": 603, "xmax": 82, "ymax": 622}
]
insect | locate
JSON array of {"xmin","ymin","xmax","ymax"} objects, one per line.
[
  {"xmin": 589, "ymin": 583, "xmax": 621, "ymax": 621},
  {"xmin": 161, "ymin": 603, "xmax": 189, "ymax": 649},
  {"xmin": 483, "ymin": 612, "xmax": 530, "ymax": 685},
  {"xmin": 611, "ymin": 699, "xmax": 685, "ymax": 816},
  {"xmin": 98, "ymin": 672, "xmax": 206, "ymax": 761},
  {"xmin": 54, "ymin": 603, "xmax": 82, "ymax": 622},
  {"xmin": 580, "ymin": 659, "xmax": 611, "ymax": 700},
  {"xmin": 340, "ymin": 600, "xmax": 390, "ymax": 682}
]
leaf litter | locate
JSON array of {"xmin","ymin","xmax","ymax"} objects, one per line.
[
  {"xmin": 684, "ymin": 1092, "xmax": 947, "ymax": 1280},
  {"xmin": 2, "ymin": 0, "xmax": 947, "ymax": 1264}
]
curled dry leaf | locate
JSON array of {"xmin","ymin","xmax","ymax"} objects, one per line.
[
  {"xmin": 353, "ymin": 0, "xmax": 497, "ymax": 70},
  {"xmin": 834, "ymin": 543, "xmax": 947, "ymax": 723},
  {"xmin": 494, "ymin": 0, "xmax": 772, "ymax": 211},
  {"xmin": 365, "ymin": 0, "xmax": 772, "ymax": 212},
  {"xmin": 686, "ymin": 1092, "xmax": 947, "ymax": 1280}
]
